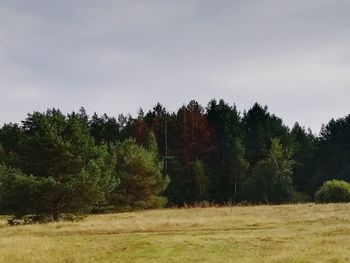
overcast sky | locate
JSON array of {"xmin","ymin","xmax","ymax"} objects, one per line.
[{"xmin": 1, "ymin": 0, "xmax": 350, "ymax": 133}]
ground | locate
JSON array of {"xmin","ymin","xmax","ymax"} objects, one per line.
[{"xmin": 0, "ymin": 203, "xmax": 350, "ymax": 262}]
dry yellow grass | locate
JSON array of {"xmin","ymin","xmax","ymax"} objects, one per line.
[{"xmin": 1, "ymin": 203, "xmax": 350, "ymax": 262}]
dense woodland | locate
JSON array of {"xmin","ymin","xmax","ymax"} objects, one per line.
[{"xmin": 1, "ymin": 99, "xmax": 350, "ymax": 221}]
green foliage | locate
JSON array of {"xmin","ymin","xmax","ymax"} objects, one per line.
[
  {"xmin": 89, "ymin": 113, "xmax": 120, "ymax": 145},
  {"xmin": 0, "ymin": 123, "xmax": 22, "ymax": 166},
  {"xmin": 193, "ymin": 159, "xmax": 209, "ymax": 200},
  {"xmin": 315, "ymin": 180, "xmax": 350, "ymax": 203},
  {"xmin": 246, "ymin": 138, "xmax": 294, "ymax": 204},
  {"xmin": 0, "ymin": 164, "xmax": 53, "ymax": 218},
  {"xmin": 0, "ymin": 109, "xmax": 117, "ymax": 222},
  {"xmin": 243, "ymin": 103, "xmax": 291, "ymax": 166},
  {"xmin": 145, "ymin": 131, "xmax": 159, "ymax": 161},
  {"xmin": 111, "ymin": 136, "xmax": 169, "ymax": 210},
  {"xmin": 291, "ymin": 123, "xmax": 316, "ymax": 196},
  {"xmin": 8, "ymin": 99, "xmax": 350, "ymax": 211},
  {"xmin": 229, "ymin": 139, "xmax": 249, "ymax": 202},
  {"xmin": 315, "ymin": 115, "xmax": 350, "ymax": 193},
  {"xmin": 206, "ymin": 99, "xmax": 249, "ymax": 202},
  {"xmin": 0, "ymin": 144, "xmax": 5, "ymax": 163}
]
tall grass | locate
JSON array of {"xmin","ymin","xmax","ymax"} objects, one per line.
[{"xmin": 1, "ymin": 203, "xmax": 350, "ymax": 262}]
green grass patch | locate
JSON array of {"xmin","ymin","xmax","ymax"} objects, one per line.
[{"xmin": 1, "ymin": 203, "xmax": 350, "ymax": 262}]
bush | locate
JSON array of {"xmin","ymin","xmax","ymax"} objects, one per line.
[{"xmin": 315, "ymin": 180, "xmax": 350, "ymax": 203}]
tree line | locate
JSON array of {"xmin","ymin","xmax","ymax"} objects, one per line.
[{"xmin": 0, "ymin": 99, "xmax": 349, "ymax": 221}]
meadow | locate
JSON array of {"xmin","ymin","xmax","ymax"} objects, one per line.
[{"xmin": 0, "ymin": 203, "xmax": 350, "ymax": 263}]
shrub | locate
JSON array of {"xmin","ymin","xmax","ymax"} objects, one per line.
[{"xmin": 315, "ymin": 180, "xmax": 350, "ymax": 203}]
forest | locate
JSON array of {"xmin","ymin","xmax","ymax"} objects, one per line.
[{"xmin": 1, "ymin": 99, "xmax": 350, "ymax": 222}]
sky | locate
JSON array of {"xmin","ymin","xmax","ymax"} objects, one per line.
[{"xmin": 1, "ymin": 0, "xmax": 350, "ymax": 133}]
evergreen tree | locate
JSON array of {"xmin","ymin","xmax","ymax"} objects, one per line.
[
  {"xmin": 130, "ymin": 109, "xmax": 151, "ymax": 146},
  {"xmin": 3, "ymin": 100, "xmax": 350, "ymax": 209},
  {"xmin": 291, "ymin": 123, "xmax": 316, "ymax": 196},
  {"xmin": 0, "ymin": 123, "xmax": 23, "ymax": 166},
  {"xmin": 246, "ymin": 138, "xmax": 294, "ymax": 204},
  {"xmin": 313, "ymin": 115, "xmax": 350, "ymax": 193},
  {"xmin": 0, "ymin": 144, "xmax": 4, "ymax": 163},
  {"xmin": 166, "ymin": 101, "xmax": 217, "ymax": 203},
  {"xmin": 243, "ymin": 103, "xmax": 291, "ymax": 165},
  {"xmin": 111, "ymin": 135, "xmax": 169, "ymax": 210},
  {"xmin": 89, "ymin": 113, "xmax": 120, "ymax": 145},
  {"xmin": 144, "ymin": 103, "xmax": 168, "ymax": 153},
  {"xmin": 206, "ymin": 99, "xmax": 248, "ymax": 202},
  {"xmin": 193, "ymin": 159, "xmax": 209, "ymax": 200},
  {"xmin": 0, "ymin": 109, "xmax": 117, "ymax": 221}
]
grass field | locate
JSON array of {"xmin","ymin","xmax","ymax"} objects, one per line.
[{"xmin": 1, "ymin": 203, "xmax": 350, "ymax": 262}]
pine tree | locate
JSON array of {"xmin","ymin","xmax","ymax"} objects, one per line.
[
  {"xmin": 243, "ymin": 103, "xmax": 291, "ymax": 166},
  {"xmin": 206, "ymin": 99, "xmax": 248, "ymax": 202},
  {"xmin": 0, "ymin": 109, "xmax": 117, "ymax": 221},
  {"xmin": 89, "ymin": 113, "xmax": 120, "ymax": 145},
  {"xmin": 314, "ymin": 115, "xmax": 350, "ymax": 193},
  {"xmin": 167, "ymin": 101, "xmax": 217, "ymax": 203},
  {"xmin": 291, "ymin": 123, "xmax": 316, "ymax": 196},
  {"xmin": 111, "ymin": 135, "xmax": 169, "ymax": 210}
]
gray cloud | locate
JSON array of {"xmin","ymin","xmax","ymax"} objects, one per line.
[{"xmin": 1, "ymin": 0, "xmax": 350, "ymax": 132}]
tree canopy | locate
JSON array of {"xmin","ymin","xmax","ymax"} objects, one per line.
[{"xmin": 1, "ymin": 99, "xmax": 350, "ymax": 222}]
